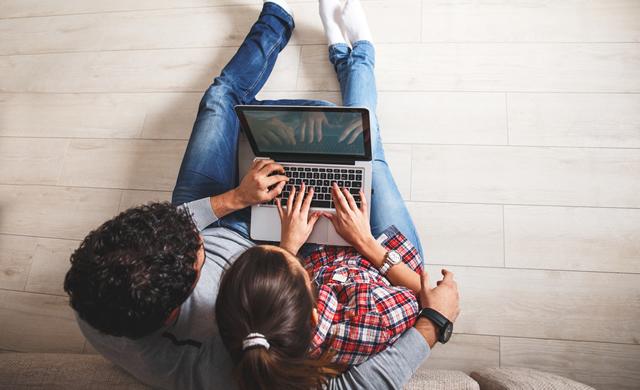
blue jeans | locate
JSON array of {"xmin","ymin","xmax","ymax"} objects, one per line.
[{"xmin": 171, "ymin": 3, "xmax": 424, "ymax": 258}]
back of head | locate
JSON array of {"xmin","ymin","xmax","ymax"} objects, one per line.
[
  {"xmin": 216, "ymin": 246, "xmax": 334, "ymax": 390},
  {"xmin": 64, "ymin": 202, "xmax": 201, "ymax": 339}
]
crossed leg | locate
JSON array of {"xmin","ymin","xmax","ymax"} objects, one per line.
[
  {"xmin": 172, "ymin": 3, "xmax": 339, "ymax": 239},
  {"xmin": 172, "ymin": 3, "xmax": 297, "ymax": 237}
]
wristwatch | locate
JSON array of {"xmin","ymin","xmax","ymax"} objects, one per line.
[
  {"xmin": 378, "ymin": 250, "xmax": 401, "ymax": 276},
  {"xmin": 418, "ymin": 307, "xmax": 453, "ymax": 344}
]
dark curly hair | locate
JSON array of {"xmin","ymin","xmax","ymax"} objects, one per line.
[{"xmin": 64, "ymin": 202, "xmax": 202, "ymax": 339}]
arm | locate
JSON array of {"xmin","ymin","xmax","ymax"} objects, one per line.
[
  {"xmin": 327, "ymin": 265, "xmax": 461, "ymax": 390},
  {"xmin": 357, "ymin": 239, "xmax": 421, "ymax": 293},
  {"xmin": 182, "ymin": 159, "xmax": 289, "ymax": 231},
  {"xmin": 326, "ymin": 327, "xmax": 430, "ymax": 390},
  {"xmin": 323, "ymin": 183, "xmax": 421, "ymax": 292}
]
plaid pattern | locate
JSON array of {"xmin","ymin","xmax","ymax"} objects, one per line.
[{"xmin": 304, "ymin": 226, "xmax": 423, "ymax": 365}]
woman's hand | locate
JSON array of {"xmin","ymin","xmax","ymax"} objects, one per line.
[
  {"xmin": 298, "ymin": 112, "xmax": 328, "ymax": 143},
  {"xmin": 276, "ymin": 183, "xmax": 321, "ymax": 255},
  {"xmin": 322, "ymin": 183, "xmax": 375, "ymax": 251},
  {"xmin": 338, "ymin": 119, "xmax": 363, "ymax": 144}
]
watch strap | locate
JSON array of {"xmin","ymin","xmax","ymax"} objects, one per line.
[
  {"xmin": 419, "ymin": 307, "xmax": 452, "ymax": 343},
  {"xmin": 419, "ymin": 308, "xmax": 448, "ymax": 329},
  {"xmin": 379, "ymin": 261, "xmax": 391, "ymax": 276},
  {"xmin": 378, "ymin": 251, "xmax": 396, "ymax": 276}
]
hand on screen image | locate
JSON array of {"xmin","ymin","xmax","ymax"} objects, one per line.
[
  {"xmin": 254, "ymin": 117, "xmax": 297, "ymax": 146},
  {"xmin": 297, "ymin": 112, "xmax": 328, "ymax": 143},
  {"xmin": 338, "ymin": 119, "xmax": 364, "ymax": 145}
]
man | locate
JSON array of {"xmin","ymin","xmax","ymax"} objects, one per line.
[{"xmin": 64, "ymin": 1, "xmax": 460, "ymax": 388}]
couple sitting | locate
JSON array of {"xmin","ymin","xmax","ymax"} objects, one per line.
[{"xmin": 63, "ymin": 1, "xmax": 460, "ymax": 389}]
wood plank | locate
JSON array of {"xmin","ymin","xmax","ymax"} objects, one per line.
[
  {"xmin": 378, "ymin": 92, "xmax": 507, "ymax": 145},
  {"xmin": 298, "ymin": 43, "xmax": 640, "ymax": 92},
  {"xmin": 406, "ymin": 202, "xmax": 504, "ymax": 267},
  {"xmin": 411, "ymin": 145, "xmax": 640, "ymax": 208},
  {"xmin": 0, "ymin": 45, "xmax": 300, "ymax": 93},
  {"xmin": 422, "ymin": 0, "xmax": 640, "ymax": 43},
  {"xmin": 25, "ymin": 238, "xmax": 79, "ymax": 296},
  {"xmin": 119, "ymin": 190, "xmax": 172, "ymax": 211},
  {"xmin": 421, "ymin": 334, "xmax": 499, "ymax": 373},
  {"xmin": 508, "ymin": 93, "xmax": 640, "ymax": 148},
  {"xmin": 0, "ymin": 0, "xmax": 332, "ymax": 19},
  {"xmin": 0, "ymin": 185, "xmax": 122, "ymax": 240},
  {"xmin": 0, "ymin": 290, "xmax": 85, "ymax": 353},
  {"xmin": 57, "ymin": 139, "xmax": 186, "ymax": 191},
  {"xmin": 383, "ymin": 144, "xmax": 412, "ymax": 200},
  {"xmin": 424, "ymin": 265, "xmax": 640, "ymax": 344},
  {"xmin": 0, "ymin": 93, "xmax": 158, "ymax": 139},
  {"xmin": 0, "ymin": 138, "xmax": 69, "ymax": 185},
  {"xmin": 0, "ymin": 1, "xmax": 420, "ymax": 55},
  {"xmin": 0, "ymin": 0, "xmax": 260, "ymax": 18},
  {"xmin": 501, "ymin": 337, "xmax": 640, "ymax": 390},
  {"xmin": 0, "ymin": 235, "xmax": 37, "ymax": 291},
  {"xmin": 505, "ymin": 206, "xmax": 640, "ymax": 273}
]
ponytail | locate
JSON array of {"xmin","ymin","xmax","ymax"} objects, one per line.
[
  {"xmin": 237, "ymin": 343, "xmax": 339, "ymax": 389},
  {"xmin": 216, "ymin": 246, "xmax": 342, "ymax": 390}
]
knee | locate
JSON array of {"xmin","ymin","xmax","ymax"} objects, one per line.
[{"xmin": 199, "ymin": 82, "xmax": 238, "ymax": 113}]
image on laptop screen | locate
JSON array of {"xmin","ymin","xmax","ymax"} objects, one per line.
[{"xmin": 241, "ymin": 108, "xmax": 367, "ymax": 157}]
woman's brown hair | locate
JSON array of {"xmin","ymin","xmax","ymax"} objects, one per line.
[{"xmin": 215, "ymin": 246, "xmax": 340, "ymax": 390}]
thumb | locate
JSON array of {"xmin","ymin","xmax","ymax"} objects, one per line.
[
  {"xmin": 322, "ymin": 212, "xmax": 338, "ymax": 228},
  {"xmin": 308, "ymin": 212, "xmax": 321, "ymax": 227}
]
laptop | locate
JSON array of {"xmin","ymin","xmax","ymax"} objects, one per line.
[{"xmin": 235, "ymin": 105, "xmax": 373, "ymax": 246}]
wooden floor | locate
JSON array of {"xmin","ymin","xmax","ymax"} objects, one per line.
[{"xmin": 1, "ymin": 1, "xmax": 639, "ymax": 388}]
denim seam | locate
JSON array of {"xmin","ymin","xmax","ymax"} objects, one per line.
[{"xmin": 241, "ymin": 29, "xmax": 286, "ymax": 104}]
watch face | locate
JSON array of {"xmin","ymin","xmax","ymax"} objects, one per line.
[
  {"xmin": 442, "ymin": 323, "xmax": 453, "ymax": 343},
  {"xmin": 388, "ymin": 251, "xmax": 402, "ymax": 265}
]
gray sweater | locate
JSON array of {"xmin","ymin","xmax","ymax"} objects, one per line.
[{"xmin": 78, "ymin": 198, "xmax": 430, "ymax": 389}]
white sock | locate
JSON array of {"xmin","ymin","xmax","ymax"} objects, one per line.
[
  {"xmin": 341, "ymin": 0, "xmax": 372, "ymax": 43},
  {"xmin": 265, "ymin": 0, "xmax": 293, "ymax": 17},
  {"xmin": 319, "ymin": 0, "xmax": 348, "ymax": 45}
]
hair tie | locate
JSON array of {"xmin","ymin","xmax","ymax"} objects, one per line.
[{"xmin": 242, "ymin": 332, "xmax": 270, "ymax": 351}]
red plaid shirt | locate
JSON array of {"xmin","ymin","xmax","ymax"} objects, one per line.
[{"xmin": 304, "ymin": 226, "xmax": 423, "ymax": 365}]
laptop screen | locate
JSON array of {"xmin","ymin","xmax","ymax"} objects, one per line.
[{"xmin": 235, "ymin": 105, "xmax": 372, "ymax": 162}]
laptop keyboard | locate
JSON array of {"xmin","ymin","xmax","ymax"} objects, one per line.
[{"xmin": 266, "ymin": 165, "xmax": 364, "ymax": 209}]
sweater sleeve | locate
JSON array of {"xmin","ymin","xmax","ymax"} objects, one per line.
[
  {"xmin": 180, "ymin": 198, "xmax": 219, "ymax": 231},
  {"xmin": 325, "ymin": 327, "xmax": 430, "ymax": 389}
]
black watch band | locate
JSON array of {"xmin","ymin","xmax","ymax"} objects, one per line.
[{"xmin": 418, "ymin": 308, "xmax": 453, "ymax": 344}]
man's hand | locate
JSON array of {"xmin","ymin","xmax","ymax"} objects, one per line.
[
  {"xmin": 234, "ymin": 159, "xmax": 288, "ymax": 208},
  {"xmin": 298, "ymin": 112, "xmax": 328, "ymax": 143},
  {"xmin": 276, "ymin": 183, "xmax": 321, "ymax": 255},
  {"xmin": 322, "ymin": 183, "xmax": 375, "ymax": 252},
  {"xmin": 419, "ymin": 269, "xmax": 460, "ymax": 322},
  {"xmin": 414, "ymin": 269, "xmax": 460, "ymax": 347}
]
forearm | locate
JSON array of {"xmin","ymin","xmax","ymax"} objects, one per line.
[
  {"xmin": 209, "ymin": 189, "xmax": 246, "ymax": 219},
  {"xmin": 327, "ymin": 328, "xmax": 430, "ymax": 390},
  {"xmin": 358, "ymin": 239, "xmax": 421, "ymax": 293}
]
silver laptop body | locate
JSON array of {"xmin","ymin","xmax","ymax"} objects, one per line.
[{"xmin": 235, "ymin": 105, "xmax": 373, "ymax": 246}]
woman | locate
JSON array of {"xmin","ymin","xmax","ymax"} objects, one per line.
[{"xmin": 216, "ymin": 1, "xmax": 427, "ymax": 388}]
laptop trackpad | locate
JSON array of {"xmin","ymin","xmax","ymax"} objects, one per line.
[{"xmin": 308, "ymin": 217, "xmax": 329, "ymax": 244}]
